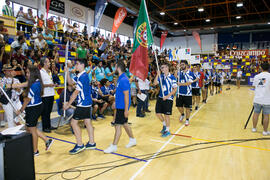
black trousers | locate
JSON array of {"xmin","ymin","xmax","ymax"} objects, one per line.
[{"xmin": 41, "ymin": 96, "xmax": 54, "ymax": 130}]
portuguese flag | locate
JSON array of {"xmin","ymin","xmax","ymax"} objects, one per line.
[{"xmin": 129, "ymin": 0, "xmax": 153, "ymax": 81}]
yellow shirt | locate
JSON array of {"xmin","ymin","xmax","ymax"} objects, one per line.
[{"xmin": 57, "ymin": 21, "xmax": 63, "ymax": 31}]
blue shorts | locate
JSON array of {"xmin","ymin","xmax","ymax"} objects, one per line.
[{"xmin": 254, "ymin": 103, "xmax": 270, "ymax": 115}]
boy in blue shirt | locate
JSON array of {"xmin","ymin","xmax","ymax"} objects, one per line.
[
  {"xmin": 191, "ymin": 65, "xmax": 200, "ymax": 110},
  {"xmin": 104, "ymin": 61, "xmax": 136, "ymax": 153},
  {"xmin": 154, "ymin": 63, "xmax": 177, "ymax": 137},
  {"xmin": 64, "ymin": 59, "xmax": 96, "ymax": 154},
  {"xmin": 176, "ymin": 60, "xmax": 195, "ymax": 126}
]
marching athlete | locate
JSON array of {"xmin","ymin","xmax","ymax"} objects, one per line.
[
  {"xmin": 191, "ymin": 65, "xmax": 201, "ymax": 110},
  {"xmin": 154, "ymin": 62, "xmax": 177, "ymax": 137}
]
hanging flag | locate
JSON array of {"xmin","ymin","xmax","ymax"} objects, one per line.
[
  {"xmin": 94, "ymin": 0, "xmax": 108, "ymax": 32},
  {"xmin": 129, "ymin": 0, "xmax": 153, "ymax": 81},
  {"xmin": 160, "ymin": 31, "xmax": 168, "ymax": 49},
  {"xmin": 46, "ymin": 0, "xmax": 51, "ymax": 18},
  {"xmin": 111, "ymin": 7, "xmax": 127, "ymax": 39},
  {"xmin": 192, "ymin": 31, "xmax": 202, "ymax": 50}
]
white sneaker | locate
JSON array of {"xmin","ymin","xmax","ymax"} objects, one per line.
[
  {"xmin": 104, "ymin": 144, "xmax": 117, "ymax": 153},
  {"xmin": 179, "ymin": 115, "xmax": 185, "ymax": 122},
  {"xmin": 126, "ymin": 139, "xmax": 136, "ymax": 148},
  {"xmin": 252, "ymin": 128, "xmax": 257, "ymax": 132},
  {"xmin": 185, "ymin": 120, "xmax": 190, "ymax": 126},
  {"xmin": 263, "ymin": 131, "xmax": 270, "ymax": 136}
]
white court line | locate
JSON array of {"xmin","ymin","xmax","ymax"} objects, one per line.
[
  {"xmin": 150, "ymin": 139, "xmax": 186, "ymax": 146},
  {"xmin": 130, "ymin": 98, "xmax": 210, "ymax": 180}
]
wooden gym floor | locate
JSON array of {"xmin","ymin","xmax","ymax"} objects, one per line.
[{"xmin": 32, "ymin": 86, "xmax": 270, "ymax": 179}]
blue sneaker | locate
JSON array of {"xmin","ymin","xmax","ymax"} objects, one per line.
[
  {"xmin": 92, "ymin": 114, "xmax": 97, "ymax": 121},
  {"xmin": 85, "ymin": 142, "xmax": 96, "ymax": 150},
  {"xmin": 160, "ymin": 126, "xmax": 166, "ymax": 134},
  {"xmin": 161, "ymin": 131, "xmax": 171, "ymax": 137},
  {"xmin": 69, "ymin": 144, "xmax": 85, "ymax": 155},
  {"xmin": 98, "ymin": 114, "xmax": 105, "ymax": 119}
]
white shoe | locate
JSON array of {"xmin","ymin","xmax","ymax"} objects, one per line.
[
  {"xmin": 263, "ymin": 131, "xmax": 270, "ymax": 136},
  {"xmin": 185, "ymin": 120, "xmax": 190, "ymax": 126},
  {"xmin": 104, "ymin": 144, "xmax": 117, "ymax": 153},
  {"xmin": 179, "ymin": 115, "xmax": 185, "ymax": 122},
  {"xmin": 252, "ymin": 128, "xmax": 257, "ymax": 132},
  {"xmin": 126, "ymin": 139, "xmax": 136, "ymax": 148}
]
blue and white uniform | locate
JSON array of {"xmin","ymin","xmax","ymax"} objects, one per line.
[
  {"xmin": 109, "ymin": 83, "xmax": 116, "ymax": 95},
  {"xmin": 27, "ymin": 80, "xmax": 42, "ymax": 107},
  {"xmin": 177, "ymin": 70, "xmax": 194, "ymax": 96},
  {"xmin": 73, "ymin": 71, "xmax": 92, "ymax": 107},
  {"xmin": 158, "ymin": 73, "xmax": 177, "ymax": 100},
  {"xmin": 191, "ymin": 71, "xmax": 201, "ymax": 89}
]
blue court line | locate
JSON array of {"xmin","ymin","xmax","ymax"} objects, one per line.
[{"xmin": 47, "ymin": 136, "xmax": 147, "ymax": 162}]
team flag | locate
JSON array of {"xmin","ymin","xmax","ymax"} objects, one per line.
[{"xmin": 129, "ymin": 0, "xmax": 153, "ymax": 81}]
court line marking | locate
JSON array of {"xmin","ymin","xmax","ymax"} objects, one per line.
[
  {"xmin": 150, "ymin": 139, "xmax": 186, "ymax": 146},
  {"xmin": 46, "ymin": 136, "xmax": 147, "ymax": 162},
  {"xmin": 130, "ymin": 100, "xmax": 208, "ymax": 180},
  {"xmin": 192, "ymin": 137, "xmax": 270, "ymax": 152}
]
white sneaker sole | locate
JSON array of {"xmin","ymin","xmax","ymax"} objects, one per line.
[
  {"xmin": 126, "ymin": 143, "xmax": 136, "ymax": 148},
  {"xmin": 46, "ymin": 139, "xmax": 54, "ymax": 151}
]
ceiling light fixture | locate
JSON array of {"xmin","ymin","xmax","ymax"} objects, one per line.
[
  {"xmin": 198, "ymin": 7, "xmax": 204, "ymax": 12},
  {"xmin": 184, "ymin": 29, "xmax": 186, "ymax": 32},
  {"xmin": 236, "ymin": 2, "xmax": 243, "ymax": 7},
  {"xmin": 268, "ymin": 22, "xmax": 270, "ymax": 25},
  {"xmin": 205, "ymin": 19, "xmax": 211, "ymax": 22},
  {"xmin": 160, "ymin": 12, "xmax": 165, "ymax": 15},
  {"xmin": 236, "ymin": 16, "xmax": 241, "ymax": 19},
  {"xmin": 210, "ymin": 27, "xmax": 214, "ymax": 30},
  {"xmin": 174, "ymin": 22, "xmax": 178, "ymax": 25}
]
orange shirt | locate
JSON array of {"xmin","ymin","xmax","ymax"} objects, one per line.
[
  {"xmin": 47, "ymin": 20, "xmax": 55, "ymax": 30},
  {"xmin": 38, "ymin": 19, "xmax": 44, "ymax": 28}
]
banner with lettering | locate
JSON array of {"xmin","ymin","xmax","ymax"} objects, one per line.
[
  {"xmin": 94, "ymin": 0, "xmax": 108, "ymax": 32},
  {"xmin": 190, "ymin": 55, "xmax": 200, "ymax": 64},
  {"xmin": 168, "ymin": 48, "xmax": 192, "ymax": 61},
  {"xmin": 111, "ymin": 7, "xmax": 127, "ymax": 38}
]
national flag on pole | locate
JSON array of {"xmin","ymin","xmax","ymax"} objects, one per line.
[{"xmin": 129, "ymin": 0, "xmax": 153, "ymax": 81}]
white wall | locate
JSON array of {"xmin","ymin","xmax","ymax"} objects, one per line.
[{"xmin": 163, "ymin": 34, "xmax": 217, "ymax": 54}]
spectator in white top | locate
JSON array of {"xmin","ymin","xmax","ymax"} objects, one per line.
[
  {"xmin": 252, "ymin": 62, "xmax": 270, "ymax": 136},
  {"xmin": 10, "ymin": 35, "xmax": 28, "ymax": 55},
  {"xmin": 66, "ymin": 18, "xmax": 73, "ymax": 33},
  {"xmin": 135, "ymin": 77, "xmax": 151, "ymax": 117},
  {"xmin": 16, "ymin": 6, "xmax": 27, "ymax": 32},
  {"xmin": 34, "ymin": 34, "xmax": 47, "ymax": 50},
  {"xmin": 40, "ymin": 57, "xmax": 56, "ymax": 133},
  {"xmin": 236, "ymin": 68, "xmax": 242, "ymax": 89}
]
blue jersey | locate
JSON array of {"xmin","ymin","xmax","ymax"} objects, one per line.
[
  {"xmin": 158, "ymin": 73, "xmax": 177, "ymax": 100},
  {"xmin": 191, "ymin": 71, "xmax": 200, "ymax": 88},
  {"xmin": 227, "ymin": 72, "xmax": 232, "ymax": 80},
  {"xmin": 100, "ymin": 86, "xmax": 110, "ymax": 95},
  {"xmin": 74, "ymin": 71, "xmax": 92, "ymax": 107},
  {"xmin": 216, "ymin": 72, "xmax": 222, "ymax": 83},
  {"xmin": 109, "ymin": 83, "xmax": 116, "ymax": 95},
  {"xmin": 27, "ymin": 80, "xmax": 42, "ymax": 107},
  {"xmin": 204, "ymin": 72, "xmax": 210, "ymax": 85},
  {"xmin": 115, "ymin": 73, "xmax": 131, "ymax": 110},
  {"xmin": 177, "ymin": 70, "xmax": 194, "ymax": 96},
  {"xmin": 91, "ymin": 85, "xmax": 99, "ymax": 99}
]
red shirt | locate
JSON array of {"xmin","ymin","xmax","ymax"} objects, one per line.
[
  {"xmin": 12, "ymin": 54, "xmax": 26, "ymax": 65},
  {"xmin": 199, "ymin": 71, "xmax": 204, "ymax": 88}
]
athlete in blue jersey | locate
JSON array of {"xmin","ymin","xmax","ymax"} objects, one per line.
[
  {"xmin": 191, "ymin": 65, "xmax": 200, "ymax": 110},
  {"xmin": 203, "ymin": 69, "xmax": 210, "ymax": 103},
  {"xmin": 13, "ymin": 65, "xmax": 53, "ymax": 156},
  {"xmin": 176, "ymin": 60, "xmax": 195, "ymax": 126},
  {"xmin": 226, "ymin": 69, "xmax": 232, "ymax": 90},
  {"xmin": 65, "ymin": 59, "xmax": 96, "ymax": 154},
  {"xmin": 154, "ymin": 62, "xmax": 177, "ymax": 137}
]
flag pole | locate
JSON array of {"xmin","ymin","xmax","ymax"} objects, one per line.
[
  {"xmin": 63, "ymin": 41, "xmax": 69, "ymax": 118},
  {"xmin": 153, "ymin": 48, "xmax": 164, "ymax": 97},
  {"xmin": 178, "ymin": 60, "xmax": 180, "ymax": 98}
]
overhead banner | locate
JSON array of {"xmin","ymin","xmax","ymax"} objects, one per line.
[
  {"xmin": 160, "ymin": 31, "xmax": 168, "ymax": 49},
  {"xmin": 192, "ymin": 31, "xmax": 202, "ymax": 50},
  {"xmin": 168, "ymin": 48, "xmax": 191, "ymax": 61},
  {"xmin": 49, "ymin": 0, "xmax": 65, "ymax": 14},
  {"xmin": 190, "ymin": 55, "xmax": 200, "ymax": 64},
  {"xmin": 111, "ymin": 7, "xmax": 127, "ymax": 38},
  {"xmin": 94, "ymin": 0, "xmax": 108, "ymax": 31},
  {"xmin": 46, "ymin": 0, "xmax": 51, "ymax": 17},
  {"xmin": 229, "ymin": 49, "xmax": 269, "ymax": 57}
]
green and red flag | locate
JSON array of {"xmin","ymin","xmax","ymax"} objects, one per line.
[{"xmin": 129, "ymin": 0, "xmax": 153, "ymax": 80}]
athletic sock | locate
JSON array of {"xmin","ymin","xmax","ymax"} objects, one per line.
[
  {"xmin": 181, "ymin": 113, "xmax": 184, "ymax": 116},
  {"xmin": 166, "ymin": 127, "xmax": 170, "ymax": 132},
  {"xmin": 162, "ymin": 121, "xmax": 166, "ymax": 126}
]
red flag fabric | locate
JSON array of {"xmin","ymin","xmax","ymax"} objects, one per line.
[
  {"xmin": 46, "ymin": 0, "xmax": 51, "ymax": 18},
  {"xmin": 160, "ymin": 31, "xmax": 168, "ymax": 49},
  {"xmin": 111, "ymin": 7, "xmax": 127, "ymax": 39},
  {"xmin": 192, "ymin": 31, "xmax": 202, "ymax": 50}
]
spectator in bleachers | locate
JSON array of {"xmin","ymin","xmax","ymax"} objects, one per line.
[
  {"xmin": 105, "ymin": 61, "xmax": 115, "ymax": 82},
  {"xmin": 0, "ymin": 21, "xmax": 8, "ymax": 41},
  {"xmin": 65, "ymin": 18, "xmax": 73, "ymax": 33},
  {"xmin": 26, "ymin": 8, "xmax": 35, "ymax": 34},
  {"xmin": 37, "ymin": 14, "xmax": 45, "ymax": 33},
  {"xmin": 2, "ymin": 0, "xmax": 13, "ymax": 17},
  {"xmin": 34, "ymin": 34, "xmax": 47, "ymax": 50},
  {"xmin": 82, "ymin": 26, "xmax": 88, "ymax": 37},
  {"xmin": 73, "ymin": 23, "xmax": 79, "ymax": 33},
  {"xmin": 43, "ymin": 28, "xmax": 54, "ymax": 49},
  {"xmin": 12, "ymin": 46, "xmax": 26, "ymax": 65},
  {"xmin": 126, "ymin": 37, "xmax": 131, "ymax": 47},
  {"xmin": 46, "ymin": 16, "xmax": 55, "ymax": 35},
  {"xmin": 11, "ymin": 35, "xmax": 28, "ymax": 55},
  {"xmin": 30, "ymin": 27, "xmax": 38, "ymax": 45},
  {"xmin": 56, "ymin": 17, "xmax": 64, "ymax": 39},
  {"xmin": 100, "ymin": 49, "xmax": 108, "ymax": 61},
  {"xmin": 98, "ymin": 38, "xmax": 109, "ymax": 56},
  {"xmin": 16, "ymin": 6, "xmax": 27, "ymax": 32},
  {"xmin": 11, "ymin": 59, "xmax": 25, "ymax": 82},
  {"xmin": 95, "ymin": 61, "xmax": 105, "ymax": 82},
  {"xmin": 76, "ymin": 41, "xmax": 87, "ymax": 59},
  {"xmin": 27, "ymin": 49, "xmax": 35, "ymax": 64},
  {"xmin": 100, "ymin": 78, "xmax": 115, "ymax": 107}
]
